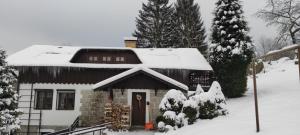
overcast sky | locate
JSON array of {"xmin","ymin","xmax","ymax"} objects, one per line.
[{"xmin": 0, "ymin": 0, "xmax": 277, "ymax": 55}]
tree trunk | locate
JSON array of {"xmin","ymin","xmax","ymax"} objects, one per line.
[{"xmin": 291, "ymin": 33, "xmax": 297, "ymax": 44}]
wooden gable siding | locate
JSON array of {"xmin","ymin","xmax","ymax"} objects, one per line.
[
  {"xmin": 96, "ymin": 71, "xmax": 176, "ymax": 90},
  {"xmin": 70, "ymin": 49, "xmax": 142, "ymax": 64}
]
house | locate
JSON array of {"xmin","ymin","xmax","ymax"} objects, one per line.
[{"xmin": 7, "ymin": 39, "xmax": 214, "ymax": 134}]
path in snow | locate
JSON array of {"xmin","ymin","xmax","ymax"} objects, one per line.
[{"xmin": 155, "ymin": 58, "xmax": 300, "ymax": 135}]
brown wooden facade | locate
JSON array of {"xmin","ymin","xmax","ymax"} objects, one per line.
[
  {"xmin": 70, "ymin": 49, "xmax": 142, "ymax": 64},
  {"xmin": 17, "ymin": 66, "xmax": 214, "ymax": 91}
]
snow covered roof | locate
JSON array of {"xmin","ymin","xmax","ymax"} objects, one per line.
[
  {"xmin": 123, "ymin": 37, "xmax": 137, "ymax": 41},
  {"xmin": 7, "ymin": 45, "xmax": 213, "ymax": 70},
  {"xmin": 93, "ymin": 66, "xmax": 189, "ymax": 91}
]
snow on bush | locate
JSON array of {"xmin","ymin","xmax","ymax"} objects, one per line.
[
  {"xmin": 175, "ymin": 113, "xmax": 188, "ymax": 128},
  {"xmin": 195, "ymin": 84, "xmax": 204, "ymax": 95},
  {"xmin": 157, "ymin": 121, "xmax": 165, "ymax": 132},
  {"xmin": 165, "ymin": 125, "xmax": 174, "ymax": 132},
  {"xmin": 191, "ymin": 81, "xmax": 227, "ymax": 119},
  {"xmin": 159, "ymin": 89, "xmax": 187, "ymax": 114},
  {"xmin": 163, "ymin": 111, "xmax": 177, "ymax": 127},
  {"xmin": 182, "ymin": 100, "xmax": 198, "ymax": 124}
]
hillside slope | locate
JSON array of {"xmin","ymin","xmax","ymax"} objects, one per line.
[{"xmin": 157, "ymin": 58, "xmax": 300, "ymax": 135}]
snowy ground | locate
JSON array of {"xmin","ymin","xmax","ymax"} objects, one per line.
[
  {"xmin": 154, "ymin": 58, "xmax": 300, "ymax": 135},
  {"xmin": 105, "ymin": 130, "xmax": 154, "ymax": 135},
  {"xmin": 105, "ymin": 58, "xmax": 300, "ymax": 135}
]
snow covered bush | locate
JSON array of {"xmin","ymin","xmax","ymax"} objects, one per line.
[
  {"xmin": 156, "ymin": 115, "xmax": 165, "ymax": 124},
  {"xmin": 165, "ymin": 125, "xmax": 175, "ymax": 132},
  {"xmin": 182, "ymin": 100, "xmax": 198, "ymax": 124},
  {"xmin": 175, "ymin": 113, "xmax": 188, "ymax": 128},
  {"xmin": 195, "ymin": 84, "xmax": 205, "ymax": 95},
  {"xmin": 0, "ymin": 49, "xmax": 22, "ymax": 134},
  {"xmin": 198, "ymin": 100, "xmax": 219, "ymax": 119},
  {"xmin": 191, "ymin": 81, "xmax": 227, "ymax": 119},
  {"xmin": 162, "ymin": 111, "xmax": 176, "ymax": 127},
  {"xmin": 157, "ymin": 121, "xmax": 165, "ymax": 132},
  {"xmin": 159, "ymin": 89, "xmax": 187, "ymax": 114}
]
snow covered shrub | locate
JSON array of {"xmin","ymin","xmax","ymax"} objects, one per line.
[
  {"xmin": 157, "ymin": 121, "xmax": 165, "ymax": 132},
  {"xmin": 195, "ymin": 84, "xmax": 205, "ymax": 95},
  {"xmin": 156, "ymin": 115, "xmax": 165, "ymax": 124},
  {"xmin": 162, "ymin": 111, "xmax": 176, "ymax": 127},
  {"xmin": 182, "ymin": 100, "xmax": 198, "ymax": 124},
  {"xmin": 175, "ymin": 113, "xmax": 188, "ymax": 128},
  {"xmin": 165, "ymin": 125, "xmax": 174, "ymax": 132},
  {"xmin": 198, "ymin": 100, "xmax": 219, "ymax": 119},
  {"xmin": 191, "ymin": 81, "xmax": 227, "ymax": 119},
  {"xmin": 159, "ymin": 89, "xmax": 187, "ymax": 114}
]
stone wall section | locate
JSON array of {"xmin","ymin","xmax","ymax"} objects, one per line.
[
  {"xmin": 80, "ymin": 89, "xmax": 167, "ymax": 127},
  {"xmin": 80, "ymin": 89, "xmax": 127, "ymax": 126},
  {"xmin": 149, "ymin": 90, "xmax": 167, "ymax": 124},
  {"xmin": 80, "ymin": 90, "xmax": 109, "ymax": 126}
]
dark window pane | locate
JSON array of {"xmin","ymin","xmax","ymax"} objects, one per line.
[
  {"xmin": 57, "ymin": 90, "xmax": 75, "ymax": 110},
  {"xmin": 35, "ymin": 89, "xmax": 53, "ymax": 110}
]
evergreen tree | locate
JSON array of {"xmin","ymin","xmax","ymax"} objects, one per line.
[
  {"xmin": 133, "ymin": 0, "xmax": 174, "ymax": 48},
  {"xmin": 0, "ymin": 49, "xmax": 21, "ymax": 133},
  {"xmin": 173, "ymin": 0, "xmax": 208, "ymax": 55},
  {"xmin": 209, "ymin": 0, "xmax": 254, "ymax": 98}
]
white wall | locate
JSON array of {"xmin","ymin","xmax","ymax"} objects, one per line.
[{"xmin": 18, "ymin": 83, "xmax": 93, "ymax": 126}]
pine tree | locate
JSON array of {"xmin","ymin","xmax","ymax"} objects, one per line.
[
  {"xmin": 173, "ymin": 0, "xmax": 208, "ymax": 55},
  {"xmin": 133, "ymin": 0, "xmax": 174, "ymax": 48},
  {"xmin": 0, "ymin": 49, "xmax": 22, "ymax": 133},
  {"xmin": 209, "ymin": 0, "xmax": 254, "ymax": 98}
]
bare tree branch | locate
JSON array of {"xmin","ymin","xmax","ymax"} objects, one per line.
[{"xmin": 257, "ymin": 0, "xmax": 300, "ymax": 44}]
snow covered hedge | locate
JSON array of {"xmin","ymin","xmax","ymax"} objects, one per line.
[
  {"xmin": 182, "ymin": 100, "xmax": 198, "ymax": 124},
  {"xmin": 157, "ymin": 82, "xmax": 227, "ymax": 132},
  {"xmin": 191, "ymin": 81, "xmax": 227, "ymax": 119},
  {"xmin": 159, "ymin": 89, "xmax": 187, "ymax": 115}
]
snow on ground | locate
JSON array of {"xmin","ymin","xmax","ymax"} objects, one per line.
[
  {"xmin": 154, "ymin": 58, "xmax": 300, "ymax": 135},
  {"xmin": 105, "ymin": 130, "xmax": 155, "ymax": 135}
]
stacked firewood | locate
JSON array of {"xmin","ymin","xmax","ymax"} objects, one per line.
[{"xmin": 104, "ymin": 103, "xmax": 130, "ymax": 130}]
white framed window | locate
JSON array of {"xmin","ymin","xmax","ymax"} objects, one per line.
[
  {"xmin": 35, "ymin": 89, "xmax": 53, "ymax": 110},
  {"xmin": 116, "ymin": 57, "xmax": 120, "ymax": 62},
  {"xmin": 56, "ymin": 90, "xmax": 75, "ymax": 110},
  {"xmin": 120, "ymin": 57, "xmax": 125, "ymax": 62},
  {"xmin": 107, "ymin": 56, "xmax": 111, "ymax": 61},
  {"xmin": 102, "ymin": 57, "xmax": 107, "ymax": 61},
  {"xmin": 89, "ymin": 56, "xmax": 94, "ymax": 61},
  {"xmin": 93, "ymin": 56, "xmax": 98, "ymax": 61}
]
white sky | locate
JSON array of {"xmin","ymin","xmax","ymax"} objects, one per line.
[{"xmin": 0, "ymin": 0, "xmax": 277, "ymax": 54}]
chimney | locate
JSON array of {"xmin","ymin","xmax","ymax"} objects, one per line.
[{"xmin": 124, "ymin": 37, "xmax": 137, "ymax": 48}]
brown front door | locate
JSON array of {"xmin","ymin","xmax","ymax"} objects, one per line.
[{"xmin": 131, "ymin": 92, "xmax": 146, "ymax": 126}]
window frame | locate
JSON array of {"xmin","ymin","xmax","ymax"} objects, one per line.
[
  {"xmin": 34, "ymin": 89, "xmax": 53, "ymax": 110},
  {"xmin": 120, "ymin": 57, "xmax": 125, "ymax": 62},
  {"xmin": 116, "ymin": 57, "xmax": 120, "ymax": 62},
  {"xmin": 106, "ymin": 56, "xmax": 111, "ymax": 61},
  {"xmin": 56, "ymin": 89, "xmax": 76, "ymax": 110}
]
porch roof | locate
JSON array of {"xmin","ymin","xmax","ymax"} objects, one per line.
[{"xmin": 92, "ymin": 66, "xmax": 189, "ymax": 91}]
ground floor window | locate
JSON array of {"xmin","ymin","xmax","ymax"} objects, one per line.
[
  {"xmin": 56, "ymin": 90, "xmax": 75, "ymax": 110},
  {"xmin": 35, "ymin": 89, "xmax": 53, "ymax": 110}
]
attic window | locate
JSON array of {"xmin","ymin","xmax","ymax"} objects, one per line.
[
  {"xmin": 103, "ymin": 56, "xmax": 111, "ymax": 62},
  {"xmin": 116, "ymin": 57, "xmax": 125, "ymax": 62},
  {"xmin": 89, "ymin": 56, "xmax": 98, "ymax": 62}
]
